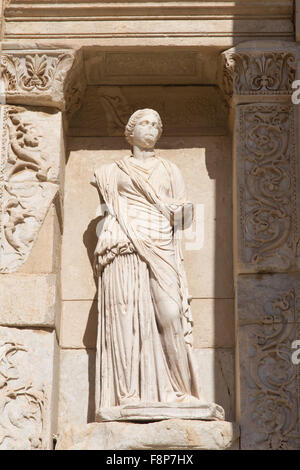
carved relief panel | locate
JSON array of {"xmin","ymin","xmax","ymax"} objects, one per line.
[
  {"xmin": 238, "ymin": 274, "xmax": 300, "ymax": 449},
  {"xmin": 0, "ymin": 105, "xmax": 62, "ymax": 272},
  {"xmin": 235, "ymin": 103, "xmax": 300, "ymax": 272},
  {"xmin": 0, "ymin": 328, "xmax": 56, "ymax": 450}
]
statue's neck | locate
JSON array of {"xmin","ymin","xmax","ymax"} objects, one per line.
[{"xmin": 132, "ymin": 145, "xmax": 155, "ymax": 162}]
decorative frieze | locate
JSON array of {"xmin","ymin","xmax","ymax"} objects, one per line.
[
  {"xmin": 236, "ymin": 103, "xmax": 299, "ymax": 272},
  {"xmin": 237, "ymin": 274, "xmax": 300, "ymax": 449}
]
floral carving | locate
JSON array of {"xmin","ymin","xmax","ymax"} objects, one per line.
[
  {"xmin": 238, "ymin": 104, "xmax": 298, "ymax": 271},
  {"xmin": 222, "ymin": 52, "xmax": 296, "ymax": 98},
  {"xmin": 0, "ymin": 342, "xmax": 47, "ymax": 450},
  {"xmin": 244, "ymin": 289, "xmax": 300, "ymax": 449}
]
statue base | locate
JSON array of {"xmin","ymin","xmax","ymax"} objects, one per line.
[
  {"xmin": 56, "ymin": 419, "xmax": 239, "ymax": 450},
  {"xmin": 96, "ymin": 402, "xmax": 225, "ymax": 422}
]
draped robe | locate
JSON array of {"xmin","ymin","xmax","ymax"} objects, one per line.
[{"xmin": 93, "ymin": 155, "xmax": 202, "ymax": 417}]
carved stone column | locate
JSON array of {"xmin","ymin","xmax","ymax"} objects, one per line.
[
  {"xmin": 0, "ymin": 47, "xmax": 85, "ymax": 449},
  {"xmin": 221, "ymin": 41, "xmax": 300, "ymax": 449}
]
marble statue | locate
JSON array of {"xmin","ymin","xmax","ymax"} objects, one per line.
[{"xmin": 92, "ymin": 108, "xmax": 224, "ymax": 422}]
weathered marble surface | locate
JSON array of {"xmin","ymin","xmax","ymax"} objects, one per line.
[
  {"xmin": 3, "ymin": 1, "xmax": 293, "ymax": 49},
  {"xmin": 0, "ymin": 273, "xmax": 58, "ymax": 327},
  {"xmin": 56, "ymin": 419, "xmax": 240, "ymax": 450},
  {"xmin": 57, "ymin": 349, "xmax": 96, "ymax": 434}
]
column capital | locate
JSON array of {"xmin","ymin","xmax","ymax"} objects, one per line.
[
  {"xmin": 0, "ymin": 47, "xmax": 86, "ymax": 112},
  {"xmin": 220, "ymin": 41, "xmax": 297, "ymax": 104}
]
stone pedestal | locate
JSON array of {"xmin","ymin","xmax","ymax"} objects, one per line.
[
  {"xmin": 56, "ymin": 419, "xmax": 239, "ymax": 450},
  {"xmin": 96, "ymin": 403, "xmax": 225, "ymax": 422}
]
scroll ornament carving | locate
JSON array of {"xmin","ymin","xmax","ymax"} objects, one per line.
[
  {"xmin": 0, "ymin": 52, "xmax": 74, "ymax": 107},
  {"xmin": 245, "ymin": 290, "xmax": 300, "ymax": 449},
  {"xmin": 0, "ymin": 342, "xmax": 47, "ymax": 450},
  {"xmin": 222, "ymin": 52, "xmax": 296, "ymax": 98},
  {"xmin": 0, "ymin": 106, "xmax": 58, "ymax": 272},
  {"xmin": 239, "ymin": 104, "xmax": 298, "ymax": 271}
]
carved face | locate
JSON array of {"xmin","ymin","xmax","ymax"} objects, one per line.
[{"xmin": 131, "ymin": 112, "xmax": 160, "ymax": 149}]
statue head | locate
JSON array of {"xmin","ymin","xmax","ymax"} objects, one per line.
[{"xmin": 125, "ymin": 109, "xmax": 163, "ymax": 149}]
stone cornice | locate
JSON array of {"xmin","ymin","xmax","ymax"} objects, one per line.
[
  {"xmin": 4, "ymin": 1, "xmax": 293, "ymax": 20},
  {"xmin": 3, "ymin": 1, "xmax": 293, "ymax": 44}
]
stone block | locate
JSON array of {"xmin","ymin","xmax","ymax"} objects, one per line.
[
  {"xmin": 56, "ymin": 419, "xmax": 239, "ymax": 450},
  {"xmin": 60, "ymin": 300, "xmax": 98, "ymax": 349},
  {"xmin": 57, "ymin": 349, "xmax": 96, "ymax": 434},
  {"xmin": 237, "ymin": 274, "xmax": 300, "ymax": 449},
  {"xmin": 0, "ymin": 327, "xmax": 57, "ymax": 450},
  {"xmin": 3, "ymin": 3, "xmax": 293, "ymax": 49},
  {"xmin": 18, "ymin": 204, "xmax": 61, "ymax": 275},
  {"xmin": 0, "ymin": 273, "xmax": 58, "ymax": 327}
]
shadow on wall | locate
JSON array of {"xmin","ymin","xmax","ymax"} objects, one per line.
[{"xmin": 82, "ymin": 216, "xmax": 102, "ymax": 423}]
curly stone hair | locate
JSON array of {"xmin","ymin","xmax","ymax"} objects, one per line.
[{"xmin": 124, "ymin": 108, "xmax": 163, "ymax": 146}]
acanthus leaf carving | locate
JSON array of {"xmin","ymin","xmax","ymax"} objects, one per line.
[
  {"xmin": 0, "ymin": 51, "xmax": 75, "ymax": 108},
  {"xmin": 222, "ymin": 51, "xmax": 296, "ymax": 99}
]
